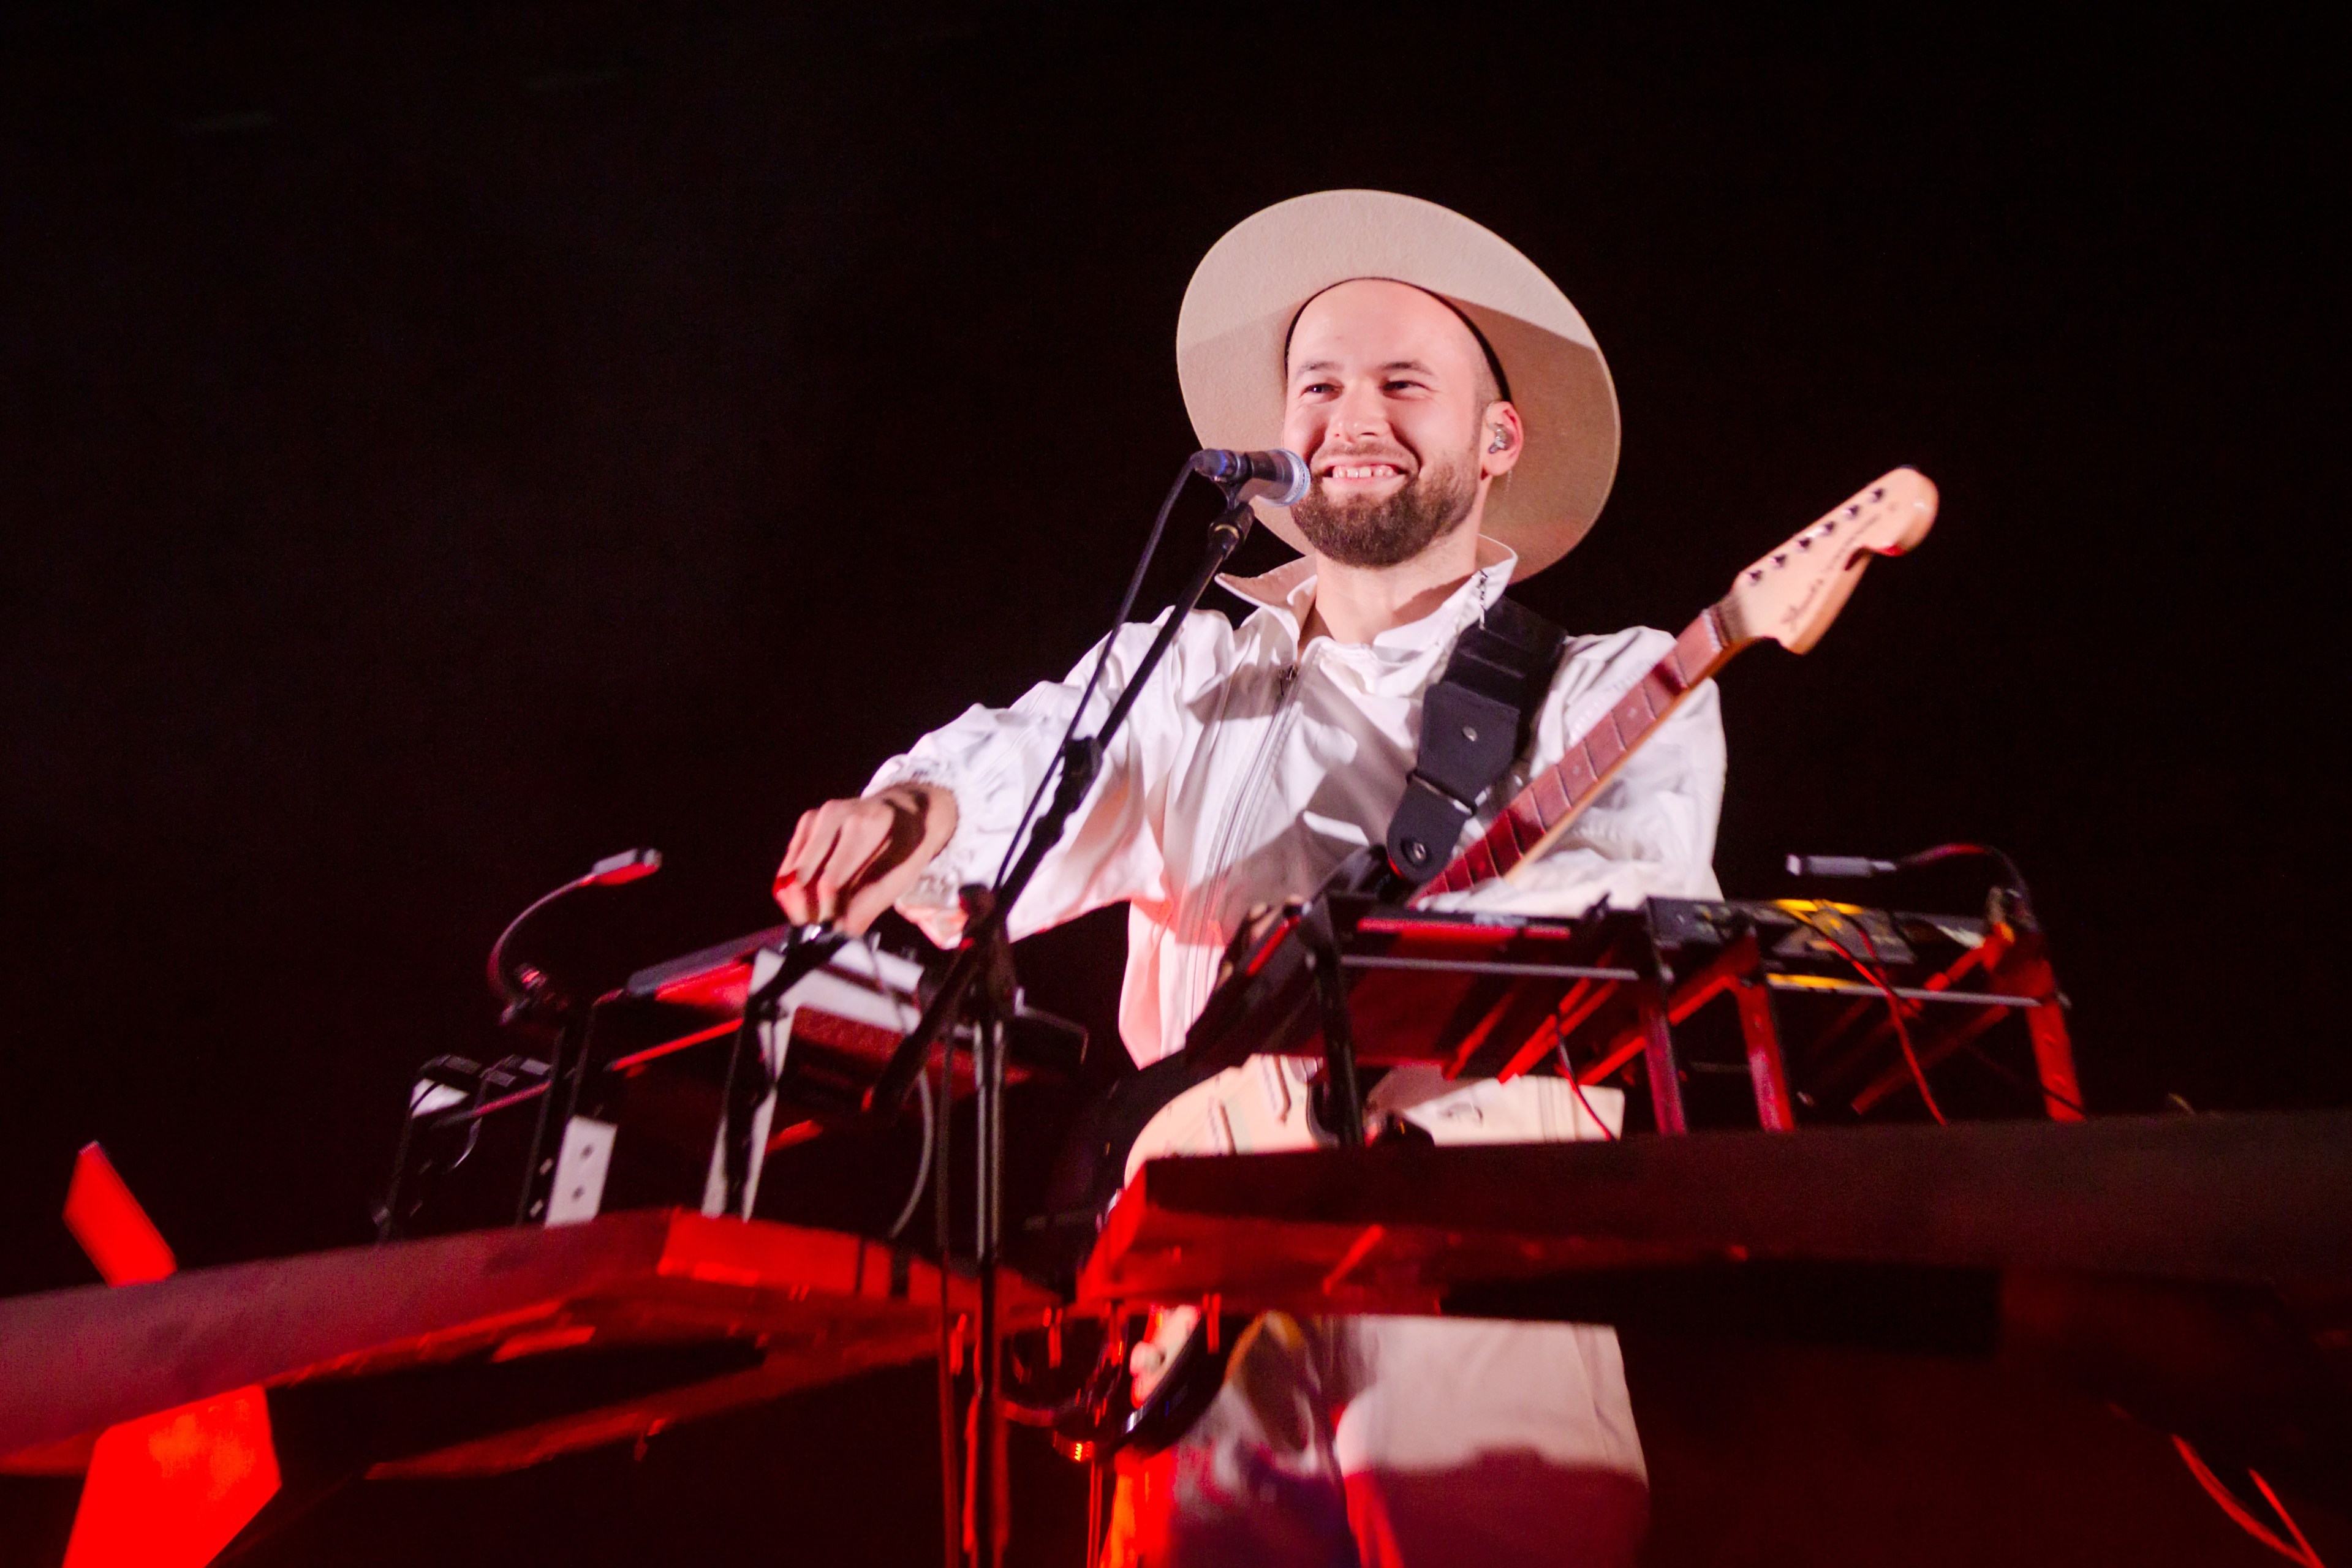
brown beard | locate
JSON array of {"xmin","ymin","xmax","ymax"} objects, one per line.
[{"xmin": 1290, "ymin": 448, "xmax": 1478, "ymax": 568}]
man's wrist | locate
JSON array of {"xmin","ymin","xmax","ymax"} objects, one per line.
[{"xmin": 873, "ymin": 780, "xmax": 959, "ymax": 856}]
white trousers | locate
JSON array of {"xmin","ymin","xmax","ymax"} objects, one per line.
[{"xmin": 1103, "ymin": 1071, "xmax": 1649, "ymax": 1568}]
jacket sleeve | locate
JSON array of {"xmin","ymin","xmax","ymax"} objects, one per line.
[
  {"xmin": 862, "ymin": 609, "xmax": 1215, "ymax": 948},
  {"xmin": 1424, "ymin": 625, "xmax": 1726, "ymax": 919}
]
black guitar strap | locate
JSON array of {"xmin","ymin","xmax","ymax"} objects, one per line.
[{"xmin": 1382, "ymin": 595, "xmax": 1568, "ymax": 887}]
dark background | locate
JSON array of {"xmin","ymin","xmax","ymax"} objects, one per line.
[{"xmin": 1, "ymin": 4, "xmax": 2342, "ymax": 1564}]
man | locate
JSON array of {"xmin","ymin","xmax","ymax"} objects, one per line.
[{"xmin": 776, "ymin": 191, "xmax": 1724, "ymax": 1567}]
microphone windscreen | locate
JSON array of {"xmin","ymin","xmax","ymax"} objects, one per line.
[{"xmin": 1266, "ymin": 450, "xmax": 1310, "ymax": 507}]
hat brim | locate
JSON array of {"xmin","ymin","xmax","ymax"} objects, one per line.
[{"xmin": 1176, "ymin": 190, "xmax": 1619, "ymax": 580}]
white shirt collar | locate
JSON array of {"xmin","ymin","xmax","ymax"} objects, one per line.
[{"xmin": 1216, "ymin": 535, "xmax": 1519, "ymax": 656}]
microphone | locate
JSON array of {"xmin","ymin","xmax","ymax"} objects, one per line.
[{"xmin": 1190, "ymin": 448, "xmax": 1310, "ymax": 507}]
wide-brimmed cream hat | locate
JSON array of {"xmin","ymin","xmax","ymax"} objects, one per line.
[{"xmin": 1176, "ymin": 189, "xmax": 1619, "ymax": 579}]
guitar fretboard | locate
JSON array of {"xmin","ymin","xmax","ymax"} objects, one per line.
[{"xmin": 1412, "ymin": 600, "xmax": 1750, "ymax": 902}]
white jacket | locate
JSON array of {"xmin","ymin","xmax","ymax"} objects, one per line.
[{"xmin": 869, "ymin": 537, "xmax": 1726, "ymax": 1067}]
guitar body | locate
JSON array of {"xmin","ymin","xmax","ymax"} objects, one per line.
[
  {"xmin": 1033, "ymin": 1049, "xmax": 1325, "ymax": 1294},
  {"xmin": 1031, "ymin": 1050, "xmax": 1319, "ymax": 1457},
  {"xmin": 1119, "ymin": 1053, "xmax": 1329, "ymax": 1180}
]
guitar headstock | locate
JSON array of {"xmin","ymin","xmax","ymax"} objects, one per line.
[{"xmin": 1721, "ymin": 468, "xmax": 1938, "ymax": 655}]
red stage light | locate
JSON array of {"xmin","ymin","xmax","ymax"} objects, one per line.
[
  {"xmin": 62, "ymin": 1144, "xmax": 176, "ymax": 1286},
  {"xmin": 62, "ymin": 1389, "xmax": 281, "ymax": 1568},
  {"xmin": 59, "ymin": 1143, "xmax": 284, "ymax": 1568}
]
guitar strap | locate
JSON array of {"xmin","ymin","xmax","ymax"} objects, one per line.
[{"xmin": 1382, "ymin": 595, "xmax": 1568, "ymax": 888}]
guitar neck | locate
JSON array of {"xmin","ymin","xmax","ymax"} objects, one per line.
[
  {"xmin": 1410, "ymin": 467, "xmax": 1937, "ymax": 903},
  {"xmin": 1412, "ymin": 599, "xmax": 1752, "ymax": 902}
]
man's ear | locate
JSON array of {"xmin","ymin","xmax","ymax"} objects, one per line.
[{"xmin": 1480, "ymin": 400, "xmax": 1526, "ymax": 480}]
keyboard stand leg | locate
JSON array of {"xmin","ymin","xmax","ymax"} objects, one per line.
[
  {"xmin": 1730, "ymin": 932, "xmax": 1797, "ymax": 1131},
  {"xmin": 1636, "ymin": 907, "xmax": 1689, "ymax": 1135}
]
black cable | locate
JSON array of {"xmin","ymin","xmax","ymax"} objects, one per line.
[
  {"xmin": 993, "ymin": 462, "xmax": 1201, "ymax": 889},
  {"xmin": 1898, "ymin": 840, "xmax": 2032, "ymax": 903},
  {"xmin": 851, "ymin": 932, "xmax": 935, "ymax": 1242},
  {"xmin": 1953, "ymin": 1034, "xmax": 2089, "ymax": 1118},
  {"xmin": 888, "ymin": 1069, "xmax": 935, "ymax": 1242},
  {"xmin": 444, "ymin": 1079, "xmax": 489, "ymax": 1171}
]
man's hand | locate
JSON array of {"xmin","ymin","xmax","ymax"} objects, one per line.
[{"xmin": 773, "ymin": 782, "xmax": 958, "ymax": 935}]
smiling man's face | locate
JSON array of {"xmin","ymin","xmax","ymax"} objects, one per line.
[{"xmin": 1279, "ymin": 278, "xmax": 1516, "ymax": 570}]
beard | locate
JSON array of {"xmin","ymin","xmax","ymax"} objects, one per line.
[{"xmin": 1290, "ymin": 447, "xmax": 1478, "ymax": 569}]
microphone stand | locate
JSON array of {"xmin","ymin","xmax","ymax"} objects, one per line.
[{"xmin": 868, "ymin": 490, "xmax": 1257, "ymax": 1568}]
